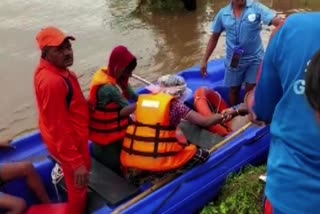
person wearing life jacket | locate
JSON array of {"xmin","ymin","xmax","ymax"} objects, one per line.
[
  {"xmin": 120, "ymin": 74, "xmax": 235, "ymax": 186},
  {"xmin": 88, "ymin": 46, "xmax": 138, "ymax": 175}
]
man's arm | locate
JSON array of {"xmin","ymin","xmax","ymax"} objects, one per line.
[
  {"xmin": 255, "ymin": 2, "xmax": 284, "ymax": 27},
  {"xmin": 201, "ymin": 33, "xmax": 221, "ymax": 65},
  {"xmin": 39, "ymin": 78, "xmax": 85, "ymax": 170},
  {"xmin": 99, "ymin": 85, "xmax": 136, "ymax": 117},
  {"xmin": 200, "ymin": 10, "xmax": 224, "ymax": 75},
  {"xmin": 253, "ymin": 30, "xmax": 283, "ymax": 124},
  {"xmin": 127, "ymin": 84, "xmax": 138, "ymax": 102}
]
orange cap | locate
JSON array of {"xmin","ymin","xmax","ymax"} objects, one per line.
[{"xmin": 35, "ymin": 26, "xmax": 75, "ymax": 50}]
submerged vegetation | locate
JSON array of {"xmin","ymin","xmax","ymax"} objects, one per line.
[
  {"xmin": 135, "ymin": 0, "xmax": 197, "ymax": 13},
  {"xmin": 201, "ymin": 165, "xmax": 266, "ymax": 214}
]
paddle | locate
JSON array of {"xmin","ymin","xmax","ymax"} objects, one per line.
[
  {"xmin": 111, "ymin": 75, "xmax": 254, "ymax": 214},
  {"xmin": 132, "ymin": 74, "xmax": 152, "ymax": 85}
]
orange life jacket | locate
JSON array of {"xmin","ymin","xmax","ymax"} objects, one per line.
[
  {"xmin": 88, "ymin": 68, "xmax": 129, "ymax": 145},
  {"xmin": 120, "ymin": 93, "xmax": 197, "ymax": 172},
  {"xmin": 194, "ymin": 87, "xmax": 232, "ymax": 136}
]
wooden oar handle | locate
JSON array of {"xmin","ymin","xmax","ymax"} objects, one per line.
[
  {"xmin": 209, "ymin": 122, "xmax": 252, "ymax": 153},
  {"xmin": 132, "ymin": 74, "xmax": 152, "ymax": 85}
]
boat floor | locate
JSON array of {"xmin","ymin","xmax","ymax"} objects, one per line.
[{"xmin": 55, "ymin": 157, "xmax": 140, "ymax": 213}]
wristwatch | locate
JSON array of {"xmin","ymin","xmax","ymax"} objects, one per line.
[{"xmin": 232, "ymin": 105, "xmax": 240, "ymax": 115}]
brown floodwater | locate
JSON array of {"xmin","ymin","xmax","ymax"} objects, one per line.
[{"xmin": 0, "ymin": 0, "xmax": 319, "ymax": 139}]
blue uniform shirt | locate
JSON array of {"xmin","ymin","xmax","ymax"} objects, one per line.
[
  {"xmin": 254, "ymin": 13, "xmax": 320, "ymax": 214},
  {"xmin": 211, "ymin": 1, "xmax": 275, "ymax": 65}
]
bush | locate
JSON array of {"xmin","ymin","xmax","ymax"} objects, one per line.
[{"xmin": 201, "ymin": 165, "xmax": 266, "ymax": 214}]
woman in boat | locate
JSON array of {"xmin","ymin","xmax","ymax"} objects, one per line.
[
  {"xmin": 88, "ymin": 46, "xmax": 138, "ymax": 175},
  {"xmin": 120, "ymin": 74, "xmax": 247, "ymax": 186},
  {"xmin": 0, "ymin": 149, "xmax": 50, "ymax": 214}
]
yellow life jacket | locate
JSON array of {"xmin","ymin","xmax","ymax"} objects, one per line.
[{"xmin": 121, "ymin": 93, "xmax": 197, "ymax": 172}]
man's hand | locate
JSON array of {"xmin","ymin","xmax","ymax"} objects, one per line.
[
  {"xmin": 221, "ymin": 104, "xmax": 247, "ymax": 117},
  {"xmin": 219, "ymin": 112, "xmax": 233, "ymax": 123},
  {"xmin": 200, "ymin": 62, "xmax": 208, "ymax": 77},
  {"xmin": 248, "ymin": 109, "xmax": 265, "ymax": 126},
  {"xmin": 237, "ymin": 103, "xmax": 249, "ymax": 116},
  {"xmin": 221, "ymin": 108, "xmax": 234, "ymax": 116},
  {"xmin": 74, "ymin": 165, "xmax": 89, "ymax": 188}
]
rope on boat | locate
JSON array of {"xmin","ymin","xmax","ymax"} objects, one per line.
[{"xmin": 51, "ymin": 163, "xmax": 64, "ymax": 202}]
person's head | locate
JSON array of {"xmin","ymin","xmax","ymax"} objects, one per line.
[
  {"xmin": 107, "ymin": 46, "xmax": 137, "ymax": 83},
  {"xmin": 232, "ymin": 0, "xmax": 246, "ymax": 7},
  {"xmin": 146, "ymin": 74, "xmax": 192, "ymax": 102},
  {"xmin": 305, "ymin": 49, "xmax": 320, "ymax": 119},
  {"xmin": 36, "ymin": 27, "xmax": 75, "ymax": 69}
]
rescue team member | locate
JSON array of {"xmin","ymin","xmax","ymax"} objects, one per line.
[
  {"xmin": 34, "ymin": 27, "xmax": 90, "ymax": 214},
  {"xmin": 0, "ymin": 159, "xmax": 50, "ymax": 214},
  {"xmin": 200, "ymin": 0, "xmax": 283, "ymax": 106},
  {"xmin": 119, "ymin": 75, "xmax": 244, "ymax": 186},
  {"xmin": 251, "ymin": 13, "xmax": 320, "ymax": 214},
  {"xmin": 88, "ymin": 46, "xmax": 137, "ymax": 175}
]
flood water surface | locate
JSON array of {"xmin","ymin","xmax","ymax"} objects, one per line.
[{"xmin": 0, "ymin": 0, "xmax": 319, "ymax": 139}]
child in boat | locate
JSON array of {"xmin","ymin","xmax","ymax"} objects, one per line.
[
  {"xmin": 0, "ymin": 141, "xmax": 50, "ymax": 213},
  {"xmin": 120, "ymin": 74, "xmax": 233, "ymax": 186}
]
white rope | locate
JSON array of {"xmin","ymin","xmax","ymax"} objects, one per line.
[{"xmin": 51, "ymin": 163, "xmax": 64, "ymax": 201}]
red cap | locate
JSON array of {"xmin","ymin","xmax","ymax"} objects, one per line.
[{"xmin": 35, "ymin": 26, "xmax": 75, "ymax": 50}]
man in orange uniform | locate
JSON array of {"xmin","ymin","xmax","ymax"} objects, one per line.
[{"xmin": 33, "ymin": 26, "xmax": 90, "ymax": 214}]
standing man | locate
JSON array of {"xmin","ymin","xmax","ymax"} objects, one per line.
[
  {"xmin": 34, "ymin": 26, "xmax": 90, "ymax": 214},
  {"xmin": 200, "ymin": 0, "xmax": 283, "ymax": 105},
  {"xmin": 252, "ymin": 13, "xmax": 320, "ymax": 214}
]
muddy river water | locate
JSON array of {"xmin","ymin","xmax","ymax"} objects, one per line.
[{"xmin": 0, "ymin": 0, "xmax": 319, "ymax": 139}]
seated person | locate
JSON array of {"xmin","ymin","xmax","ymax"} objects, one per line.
[
  {"xmin": 0, "ymin": 148, "xmax": 50, "ymax": 214},
  {"xmin": 119, "ymin": 74, "xmax": 237, "ymax": 186},
  {"xmin": 194, "ymin": 86, "xmax": 252, "ymax": 135},
  {"xmin": 88, "ymin": 46, "xmax": 138, "ymax": 175}
]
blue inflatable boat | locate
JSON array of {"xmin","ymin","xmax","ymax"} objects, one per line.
[{"xmin": 0, "ymin": 59, "xmax": 270, "ymax": 214}]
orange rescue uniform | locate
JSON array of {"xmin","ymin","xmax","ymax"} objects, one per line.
[{"xmin": 34, "ymin": 59, "xmax": 90, "ymax": 214}]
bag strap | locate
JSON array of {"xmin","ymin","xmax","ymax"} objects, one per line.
[{"xmin": 61, "ymin": 76, "xmax": 74, "ymax": 109}]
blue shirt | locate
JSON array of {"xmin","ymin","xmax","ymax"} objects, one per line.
[
  {"xmin": 211, "ymin": 1, "xmax": 275, "ymax": 65},
  {"xmin": 253, "ymin": 13, "xmax": 320, "ymax": 214}
]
